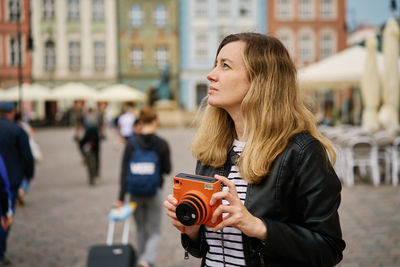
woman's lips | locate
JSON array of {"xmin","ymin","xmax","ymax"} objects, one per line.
[{"xmin": 209, "ymin": 86, "xmax": 218, "ymax": 94}]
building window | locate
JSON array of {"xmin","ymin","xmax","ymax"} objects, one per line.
[
  {"xmin": 299, "ymin": 32, "xmax": 313, "ymax": 62},
  {"xmin": 217, "ymin": 0, "xmax": 230, "ymax": 17},
  {"xmin": 299, "ymin": 0, "xmax": 313, "ymax": 20},
  {"xmin": 92, "ymin": 0, "xmax": 104, "ymax": 21},
  {"xmin": 68, "ymin": 0, "xmax": 80, "ymax": 21},
  {"xmin": 195, "ymin": 0, "xmax": 208, "ymax": 17},
  {"xmin": 320, "ymin": 31, "xmax": 335, "ymax": 59},
  {"xmin": 130, "ymin": 5, "xmax": 143, "ymax": 27},
  {"xmin": 239, "ymin": 0, "xmax": 252, "ymax": 17},
  {"xmin": 94, "ymin": 41, "xmax": 105, "ymax": 70},
  {"xmin": 277, "ymin": 29, "xmax": 293, "ymax": 57},
  {"xmin": 276, "ymin": 0, "xmax": 292, "ymax": 20},
  {"xmin": 154, "ymin": 4, "xmax": 167, "ymax": 27},
  {"xmin": 69, "ymin": 41, "xmax": 80, "ymax": 70},
  {"xmin": 320, "ymin": 0, "xmax": 335, "ymax": 20},
  {"xmin": 155, "ymin": 46, "xmax": 168, "ymax": 69},
  {"xmin": 217, "ymin": 29, "xmax": 230, "ymax": 44},
  {"xmin": 196, "ymin": 83, "xmax": 208, "ymax": 106},
  {"xmin": 8, "ymin": 0, "xmax": 21, "ymax": 21},
  {"xmin": 44, "ymin": 40, "xmax": 55, "ymax": 71},
  {"xmin": 43, "ymin": 0, "xmax": 54, "ymax": 20},
  {"xmin": 10, "ymin": 36, "xmax": 21, "ymax": 66},
  {"xmin": 195, "ymin": 34, "xmax": 208, "ymax": 62},
  {"xmin": 130, "ymin": 46, "xmax": 143, "ymax": 67}
]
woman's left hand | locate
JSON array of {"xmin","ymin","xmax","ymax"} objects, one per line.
[{"xmin": 210, "ymin": 175, "xmax": 267, "ymax": 240}]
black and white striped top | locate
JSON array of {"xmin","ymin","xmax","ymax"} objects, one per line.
[{"xmin": 205, "ymin": 140, "xmax": 248, "ymax": 267}]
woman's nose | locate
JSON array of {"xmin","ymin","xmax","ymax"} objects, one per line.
[{"xmin": 206, "ymin": 68, "xmax": 217, "ymax": 82}]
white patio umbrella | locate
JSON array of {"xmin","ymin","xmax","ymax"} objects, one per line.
[
  {"xmin": 360, "ymin": 35, "xmax": 381, "ymax": 132},
  {"xmin": 95, "ymin": 84, "xmax": 145, "ymax": 102},
  {"xmin": 51, "ymin": 82, "xmax": 98, "ymax": 101},
  {"xmin": 378, "ymin": 18, "xmax": 400, "ymax": 134},
  {"xmin": 1, "ymin": 83, "xmax": 52, "ymax": 101},
  {"xmin": 298, "ymin": 46, "xmax": 383, "ymax": 90},
  {"xmin": 0, "ymin": 88, "xmax": 6, "ymax": 100}
]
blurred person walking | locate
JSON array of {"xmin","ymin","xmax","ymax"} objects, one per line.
[
  {"xmin": 0, "ymin": 102, "xmax": 34, "ymax": 265},
  {"xmin": 117, "ymin": 107, "xmax": 171, "ymax": 267},
  {"xmin": 117, "ymin": 103, "xmax": 136, "ymax": 140},
  {"xmin": 76, "ymin": 106, "xmax": 104, "ymax": 184},
  {"xmin": 14, "ymin": 112, "xmax": 42, "ymax": 205}
]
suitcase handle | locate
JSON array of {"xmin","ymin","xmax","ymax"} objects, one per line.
[
  {"xmin": 106, "ymin": 217, "xmax": 130, "ymax": 245},
  {"xmin": 106, "ymin": 203, "xmax": 135, "ymax": 245}
]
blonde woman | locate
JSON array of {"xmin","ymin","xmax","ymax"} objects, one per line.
[{"xmin": 164, "ymin": 33, "xmax": 345, "ymax": 266}]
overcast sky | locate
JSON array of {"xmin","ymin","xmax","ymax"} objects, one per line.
[{"xmin": 347, "ymin": 0, "xmax": 397, "ymax": 30}]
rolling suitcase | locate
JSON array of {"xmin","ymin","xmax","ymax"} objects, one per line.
[{"xmin": 87, "ymin": 203, "xmax": 137, "ymax": 267}]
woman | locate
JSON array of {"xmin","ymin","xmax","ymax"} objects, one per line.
[{"xmin": 163, "ymin": 33, "xmax": 345, "ymax": 267}]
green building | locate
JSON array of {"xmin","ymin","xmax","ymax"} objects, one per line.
[{"xmin": 117, "ymin": 0, "xmax": 179, "ymax": 101}]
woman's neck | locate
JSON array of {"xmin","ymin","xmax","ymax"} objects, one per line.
[
  {"xmin": 228, "ymin": 109, "xmax": 247, "ymax": 141},
  {"xmin": 141, "ymin": 123, "xmax": 157, "ymax": 135}
]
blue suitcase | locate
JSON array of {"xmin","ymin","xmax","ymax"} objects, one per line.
[{"xmin": 87, "ymin": 204, "xmax": 137, "ymax": 267}]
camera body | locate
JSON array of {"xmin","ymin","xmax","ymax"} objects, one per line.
[{"xmin": 173, "ymin": 173, "xmax": 223, "ymax": 227}]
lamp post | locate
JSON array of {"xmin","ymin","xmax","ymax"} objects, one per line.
[
  {"xmin": 391, "ymin": 0, "xmax": 398, "ymax": 17},
  {"xmin": 16, "ymin": 4, "xmax": 22, "ymax": 113}
]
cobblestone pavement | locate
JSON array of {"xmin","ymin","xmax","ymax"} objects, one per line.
[{"xmin": 5, "ymin": 127, "xmax": 400, "ymax": 267}]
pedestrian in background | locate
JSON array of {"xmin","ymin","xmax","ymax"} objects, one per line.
[
  {"xmin": 164, "ymin": 33, "xmax": 345, "ymax": 266},
  {"xmin": 76, "ymin": 106, "xmax": 104, "ymax": 183},
  {"xmin": 117, "ymin": 107, "xmax": 171, "ymax": 267},
  {"xmin": 0, "ymin": 102, "xmax": 34, "ymax": 265},
  {"xmin": 14, "ymin": 112, "xmax": 42, "ymax": 205},
  {"xmin": 117, "ymin": 103, "xmax": 136, "ymax": 140}
]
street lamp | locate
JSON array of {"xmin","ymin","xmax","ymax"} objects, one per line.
[
  {"xmin": 391, "ymin": 0, "xmax": 398, "ymax": 17},
  {"xmin": 15, "ymin": 3, "xmax": 22, "ymax": 112}
]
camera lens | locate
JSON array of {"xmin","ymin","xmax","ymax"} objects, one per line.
[
  {"xmin": 176, "ymin": 202, "xmax": 198, "ymax": 226},
  {"xmin": 176, "ymin": 194, "xmax": 206, "ymax": 226}
]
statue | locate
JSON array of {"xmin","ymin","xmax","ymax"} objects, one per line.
[{"xmin": 156, "ymin": 65, "xmax": 171, "ymax": 100}]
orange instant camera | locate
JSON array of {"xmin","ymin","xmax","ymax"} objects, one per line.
[{"xmin": 173, "ymin": 173, "xmax": 223, "ymax": 227}]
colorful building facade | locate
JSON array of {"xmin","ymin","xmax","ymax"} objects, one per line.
[
  {"xmin": 117, "ymin": 0, "xmax": 179, "ymax": 100},
  {"xmin": 267, "ymin": 0, "xmax": 347, "ymax": 68},
  {"xmin": 31, "ymin": 0, "xmax": 118, "ymax": 88},
  {"xmin": 179, "ymin": 0, "xmax": 266, "ymax": 110},
  {"xmin": 0, "ymin": 0, "xmax": 32, "ymax": 88}
]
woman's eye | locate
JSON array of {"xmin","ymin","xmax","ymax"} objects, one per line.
[{"xmin": 223, "ymin": 63, "xmax": 230, "ymax": 68}]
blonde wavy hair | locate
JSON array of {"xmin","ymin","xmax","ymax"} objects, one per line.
[{"xmin": 192, "ymin": 33, "xmax": 335, "ymax": 184}]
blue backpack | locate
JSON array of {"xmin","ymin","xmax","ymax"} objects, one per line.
[{"xmin": 126, "ymin": 135, "xmax": 160, "ymax": 196}]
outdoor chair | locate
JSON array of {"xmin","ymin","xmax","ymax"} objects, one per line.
[
  {"xmin": 372, "ymin": 131, "xmax": 395, "ymax": 184},
  {"xmin": 390, "ymin": 136, "xmax": 400, "ymax": 186},
  {"xmin": 332, "ymin": 143, "xmax": 346, "ymax": 183},
  {"xmin": 344, "ymin": 136, "xmax": 380, "ymax": 187}
]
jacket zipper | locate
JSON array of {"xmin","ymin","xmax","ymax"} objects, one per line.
[{"xmin": 259, "ymin": 251, "xmax": 265, "ymax": 266}]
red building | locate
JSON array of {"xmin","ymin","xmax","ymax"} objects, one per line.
[
  {"xmin": 0, "ymin": 0, "xmax": 32, "ymax": 89},
  {"xmin": 267, "ymin": 0, "xmax": 347, "ymax": 68}
]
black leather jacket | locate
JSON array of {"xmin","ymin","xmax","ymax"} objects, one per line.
[{"xmin": 181, "ymin": 132, "xmax": 345, "ymax": 266}]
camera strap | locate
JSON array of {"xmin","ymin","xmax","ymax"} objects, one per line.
[{"xmin": 221, "ymin": 229, "xmax": 226, "ymax": 266}]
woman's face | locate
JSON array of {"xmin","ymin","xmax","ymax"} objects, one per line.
[{"xmin": 206, "ymin": 41, "xmax": 250, "ymax": 114}]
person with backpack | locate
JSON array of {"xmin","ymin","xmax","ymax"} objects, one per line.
[
  {"xmin": 116, "ymin": 106, "xmax": 171, "ymax": 267},
  {"xmin": 0, "ymin": 102, "xmax": 34, "ymax": 265},
  {"xmin": 76, "ymin": 106, "xmax": 104, "ymax": 182}
]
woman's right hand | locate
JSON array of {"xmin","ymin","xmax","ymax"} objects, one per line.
[{"xmin": 163, "ymin": 194, "xmax": 200, "ymax": 241}]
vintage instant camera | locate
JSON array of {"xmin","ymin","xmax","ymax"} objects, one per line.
[{"xmin": 173, "ymin": 173, "xmax": 223, "ymax": 227}]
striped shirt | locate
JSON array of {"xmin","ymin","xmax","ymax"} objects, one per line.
[{"xmin": 205, "ymin": 140, "xmax": 248, "ymax": 267}]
